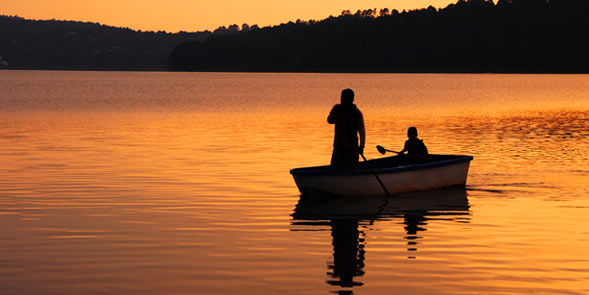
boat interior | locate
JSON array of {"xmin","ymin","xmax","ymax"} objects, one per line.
[
  {"xmin": 359, "ymin": 154, "xmax": 458, "ymax": 170},
  {"xmin": 295, "ymin": 154, "xmax": 464, "ymax": 171},
  {"xmin": 290, "ymin": 154, "xmax": 472, "ymax": 175}
]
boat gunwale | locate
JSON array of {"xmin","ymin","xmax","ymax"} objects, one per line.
[{"xmin": 290, "ymin": 155, "xmax": 473, "ymax": 176}]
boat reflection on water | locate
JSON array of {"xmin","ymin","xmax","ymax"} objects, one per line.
[{"xmin": 291, "ymin": 188, "xmax": 470, "ymax": 293}]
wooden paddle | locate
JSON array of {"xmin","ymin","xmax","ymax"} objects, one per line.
[
  {"xmin": 360, "ymin": 153, "xmax": 391, "ymax": 197},
  {"xmin": 376, "ymin": 145, "xmax": 400, "ymax": 155},
  {"xmin": 376, "ymin": 145, "xmax": 431, "ymax": 160}
]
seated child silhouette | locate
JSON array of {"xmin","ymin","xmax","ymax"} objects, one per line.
[{"xmin": 399, "ymin": 127, "xmax": 428, "ymax": 156}]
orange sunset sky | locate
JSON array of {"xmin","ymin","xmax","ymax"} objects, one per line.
[{"xmin": 3, "ymin": 0, "xmax": 458, "ymax": 32}]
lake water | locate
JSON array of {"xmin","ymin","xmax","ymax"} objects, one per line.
[{"xmin": 1, "ymin": 71, "xmax": 588, "ymax": 295}]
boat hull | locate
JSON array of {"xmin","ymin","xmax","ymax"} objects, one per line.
[{"xmin": 291, "ymin": 155, "xmax": 472, "ymax": 197}]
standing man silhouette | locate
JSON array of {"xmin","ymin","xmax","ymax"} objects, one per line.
[{"xmin": 328, "ymin": 88, "xmax": 366, "ymax": 169}]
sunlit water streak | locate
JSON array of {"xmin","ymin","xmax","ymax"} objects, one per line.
[{"xmin": 1, "ymin": 71, "xmax": 588, "ymax": 295}]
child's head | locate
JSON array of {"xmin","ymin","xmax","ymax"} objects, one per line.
[{"xmin": 407, "ymin": 127, "xmax": 418, "ymax": 139}]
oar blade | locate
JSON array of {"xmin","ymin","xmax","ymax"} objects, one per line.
[{"xmin": 376, "ymin": 145, "xmax": 387, "ymax": 155}]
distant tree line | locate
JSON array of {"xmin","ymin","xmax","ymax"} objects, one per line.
[
  {"xmin": 169, "ymin": 0, "xmax": 589, "ymax": 73},
  {"xmin": 0, "ymin": 15, "xmax": 211, "ymax": 70},
  {"xmin": 212, "ymin": 23, "xmax": 261, "ymax": 36}
]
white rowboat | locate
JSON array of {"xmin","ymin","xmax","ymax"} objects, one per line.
[{"xmin": 290, "ymin": 155, "xmax": 473, "ymax": 197}]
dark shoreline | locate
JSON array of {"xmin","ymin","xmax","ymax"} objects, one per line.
[{"xmin": 4, "ymin": 0, "xmax": 589, "ymax": 74}]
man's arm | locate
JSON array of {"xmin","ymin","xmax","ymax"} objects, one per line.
[
  {"xmin": 327, "ymin": 105, "xmax": 339, "ymax": 124},
  {"xmin": 357, "ymin": 110, "xmax": 365, "ymax": 154}
]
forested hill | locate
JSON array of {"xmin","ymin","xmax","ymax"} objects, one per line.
[
  {"xmin": 0, "ymin": 15, "xmax": 211, "ymax": 70},
  {"xmin": 169, "ymin": 0, "xmax": 589, "ymax": 73}
]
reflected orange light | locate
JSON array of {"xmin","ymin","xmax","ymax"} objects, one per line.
[{"xmin": 2, "ymin": 72, "xmax": 589, "ymax": 294}]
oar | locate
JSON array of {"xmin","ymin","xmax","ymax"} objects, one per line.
[
  {"xmin": 360, "ymin": 153, "xmax": 391, "ymax": 197},
  {"xmin": 376, "ymin": 145, "xmax": 400, "ymax": 155},
  {"xmin": 376, "ymin": 145, "xmax": 431, "ymax": 160}
]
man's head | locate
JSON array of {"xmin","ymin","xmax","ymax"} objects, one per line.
[
  {"xmin": 407, "ymin": 127, "xmax": 418, "ymax": 139},
  {"xmin": 341, "ymin": 88, "xmax": 354, "ymax": 105}
]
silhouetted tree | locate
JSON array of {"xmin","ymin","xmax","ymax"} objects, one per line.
[
  {"xmin": 213, "ymin": 26, "xmax": 228, "ymax": 35},
  {"xmin": 227, "ymin": 24, "xmax": 240, "ymax": 33}
]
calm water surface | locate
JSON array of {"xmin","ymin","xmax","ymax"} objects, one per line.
[{"xmin": 1, "ymin": 71, "xmax": 588, "ymax": 294}]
